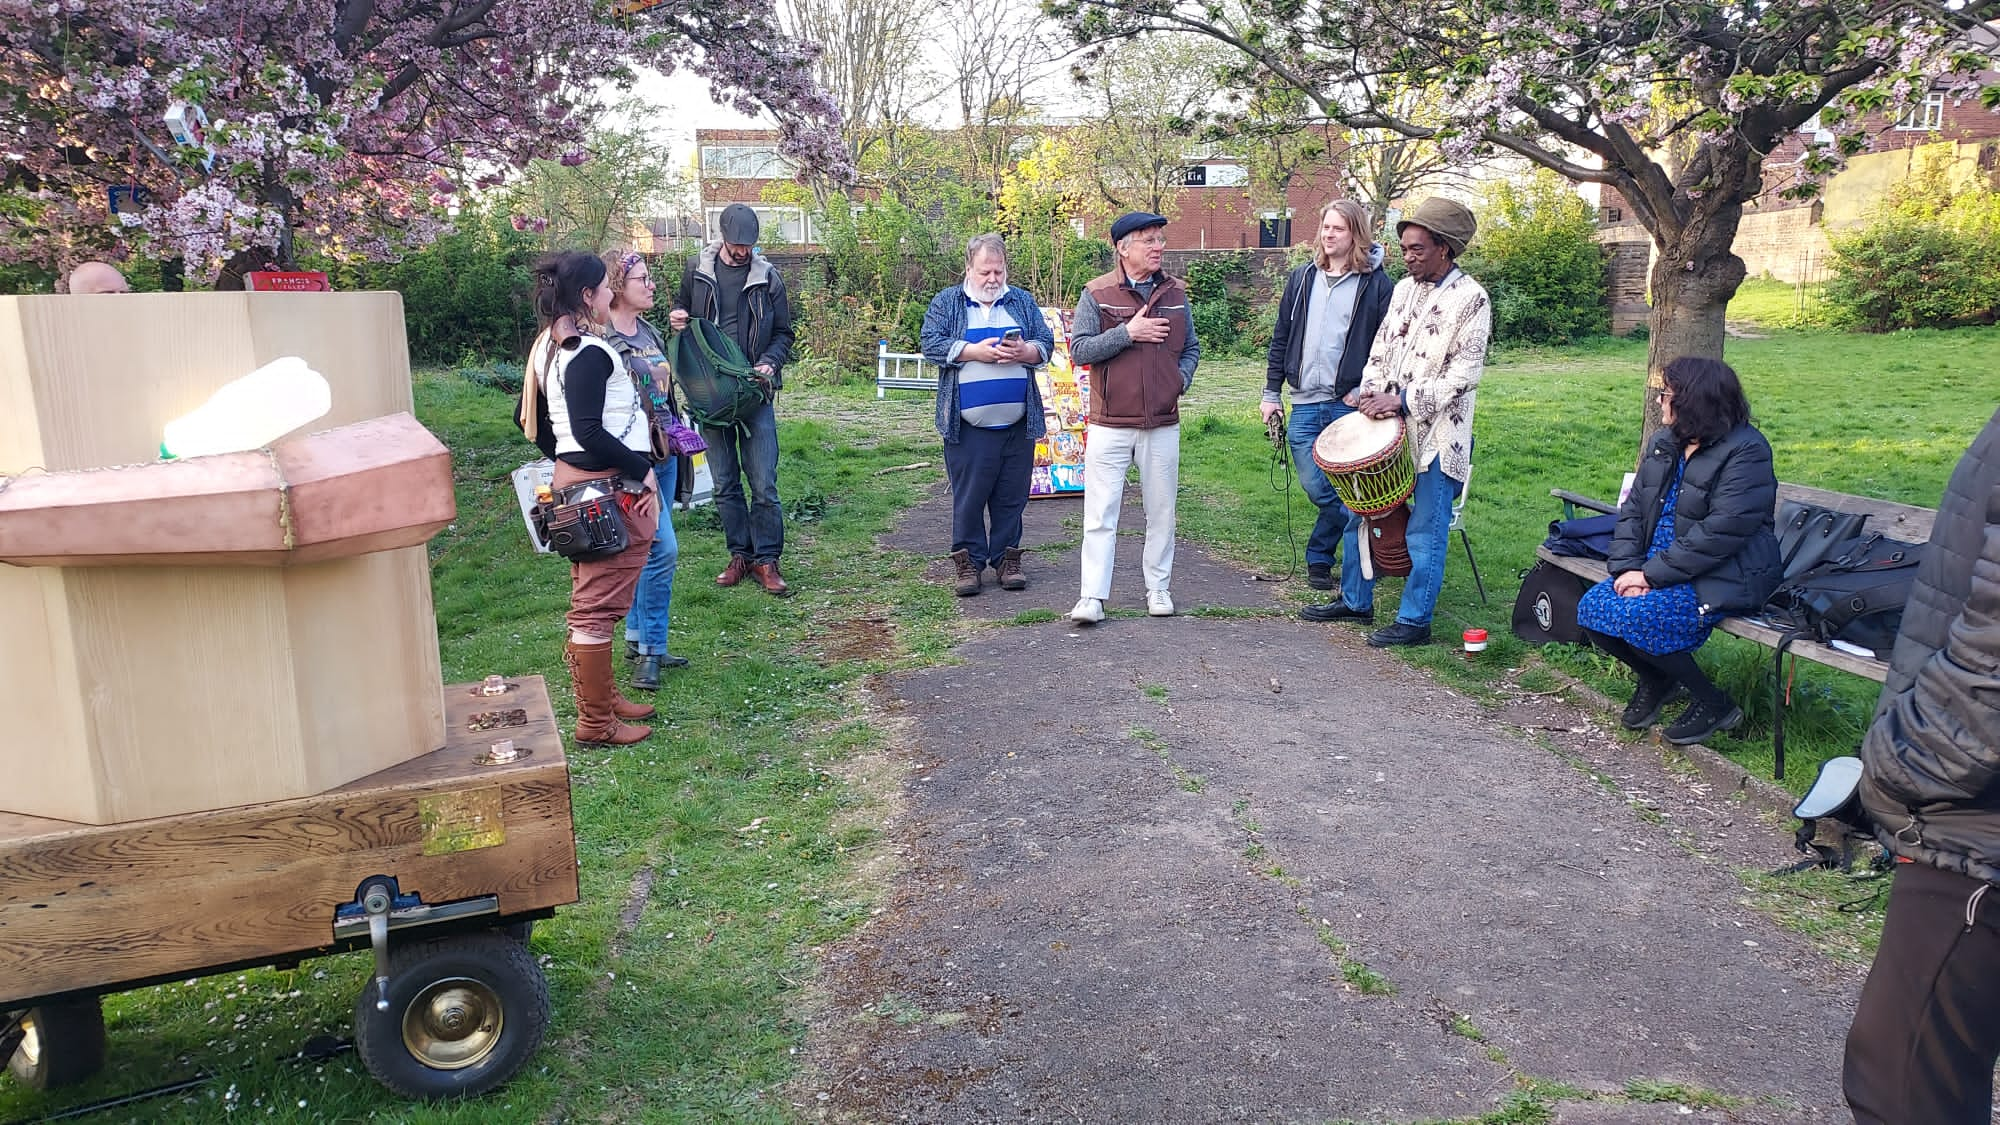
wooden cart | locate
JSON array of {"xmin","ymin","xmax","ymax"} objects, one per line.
[{"xmin": 0, "ymin": 676, "xmax": 578, "ymax": 1102}]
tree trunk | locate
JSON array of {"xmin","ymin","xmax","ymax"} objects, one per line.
[{"xmin": 1640, "ymin": 205, "xmax": 1747, "ymax": 451}]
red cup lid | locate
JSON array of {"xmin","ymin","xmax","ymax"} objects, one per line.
[{"xmin": 1462, "ymin": 628, "xmax": 1489, "ymax": 642}]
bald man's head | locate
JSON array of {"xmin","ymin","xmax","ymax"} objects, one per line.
[{"xmin": 68, "ymin": 262, "xmax": 130, "ymax": 294}]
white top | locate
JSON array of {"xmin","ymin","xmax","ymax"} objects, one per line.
[{"xmin": 539, "ymin": 333, "xmax": 648, "ymax": 458}]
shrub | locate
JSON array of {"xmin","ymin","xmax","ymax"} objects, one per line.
[
  {"xmin": 1824, "ymin": 157, "xmax": 2000, "ymax": 332},
  {"xmin": 315, "ymin": 204, "xmax": 539, "ymax": 364},
  {"xmin": 1463, "ymin": 170, "xmax": 1609, "ymax": 344}
]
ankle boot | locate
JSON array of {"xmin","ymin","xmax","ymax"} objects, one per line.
[
  {"xmin": 564, "ymin": 641, "xmax": 651, "ymax": 747},
  {"xmin": 996, "ymin": 547, "xmax": 1027, "ymax": 591},
  {"xmin": 950, "ymin": 549, "xmax": 982, "ymax": 596}
]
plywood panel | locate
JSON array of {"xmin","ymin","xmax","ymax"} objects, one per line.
[
  {"xmin": 288, "ymin": 548, "xmax": 447, "ymax": 793},
  {"xmin": 0, "ymin": 679, "xmax": 573, "ymax": 1004},
  {"xmin": 0, "ymin": 293, "xmax": 445, "ymax": 824}
]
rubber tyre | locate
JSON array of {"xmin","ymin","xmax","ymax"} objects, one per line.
[
  {"xmin": 353, "ymin": 932, "xmax": 549, "ymax": 1100},
  {"xmin": 6, "ymin": 999, "xmax": 107, "ymax": 1090}
]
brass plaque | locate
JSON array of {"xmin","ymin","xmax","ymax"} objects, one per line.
[{"xmin": 420, "ymin": 787, "xmax": 506, "ymax": 856}]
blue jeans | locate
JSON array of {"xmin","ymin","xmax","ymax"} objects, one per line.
[
  {"xmin": 625, "ymin": 458, "xmax": 680, "ymax": 655},
  {"xmin": 700, "ymin": 400, "xmax": 783, "ymax": 563},
  {"xmin": 1343, "ymin": 462, "xmax": 1460, "ymax": 626},
  {"xmin": 1285, "ymin": 399, "xmax": 1358, "ymax": 570}
]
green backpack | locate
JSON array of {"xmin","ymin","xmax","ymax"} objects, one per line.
[{"xmin": 668, "ymin": 318, "xmax": 770, "ymax": 429}]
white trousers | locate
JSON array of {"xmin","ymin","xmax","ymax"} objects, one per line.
[{"xmin": 1079, "ymin": 423, "xmax": 1180, "ymax": 599}]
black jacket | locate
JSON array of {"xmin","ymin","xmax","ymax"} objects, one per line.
[
  {"xmin": 1264, "ymin": 251, "xmax": 1394, "ymax": 401},
  {"xmin": 673, "ymin": 244, "xmax": 795, "ymax": 386},
  {"xmin": 1860, "ymin": 407, "xmax": 2000, "ymax": 886},
  {"xmin": 1608, "ymin": 422, "xmax": 1781, "ymax": 614}
]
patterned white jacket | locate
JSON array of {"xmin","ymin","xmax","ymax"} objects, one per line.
[{"xmin": 1357, "ymin": 268, "xmax": 1491, "ymax": 483}]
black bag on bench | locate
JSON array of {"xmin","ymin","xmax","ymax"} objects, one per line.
[
  {"xmin": 1764, "ymin": 531, "xmax": 1926, "ymax": 656},
  {"xmin": 1511, "ymin": 560, "xmax": 1591, "ymax": 645}
]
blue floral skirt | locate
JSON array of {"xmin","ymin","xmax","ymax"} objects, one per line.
[{"xmin": 1577, "ymin": 578, "xmax": 1717, "ymax": 656}]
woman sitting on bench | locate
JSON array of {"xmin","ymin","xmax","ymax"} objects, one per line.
[{"xmin": 1578, "ymin": 356, "xmax": 1782, "ymax": 745}]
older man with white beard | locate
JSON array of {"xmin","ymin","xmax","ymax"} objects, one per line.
[{"xmin": 919, "ymin": 233, "xmax": 1057, "ymax": 596}]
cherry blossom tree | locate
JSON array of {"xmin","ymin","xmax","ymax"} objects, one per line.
[
  {"xmin": 1053, "ymin": 0, "xmax": 2000, "ymax": 434},
  {"xmin": 0, "ymin": 0, "xmax": 847, "ymax": 286}
]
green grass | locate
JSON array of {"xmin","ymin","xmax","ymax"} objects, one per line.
[
  {"xmin": 1174, "ymin": 329, "xmax": 1999, "ymax": 794},
  {"xmin": 1728, "ymin": 277, "xmax": 1832, "ymax": 330}
]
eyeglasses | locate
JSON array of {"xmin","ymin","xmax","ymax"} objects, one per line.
[{"xmin": 1656, "ymin": 386, "xmax": 1676, "ymax": 401}]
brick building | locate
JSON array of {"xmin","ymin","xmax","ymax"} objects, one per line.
[
  {"xmin": 1595, "ymin": 31, "xmax": 2000, "ymax": 288},
  {"xmin": 690, "ymin": 127, "xmax": 1352, "ymax": 252}
]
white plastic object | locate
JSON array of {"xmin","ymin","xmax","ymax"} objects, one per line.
[{"xmin": 161, "ymin": 357, "xmax": 332, "ymax": 459}]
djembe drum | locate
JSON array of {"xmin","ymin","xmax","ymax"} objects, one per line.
[{"xmin": 1311, "ymin": 412, "xmax": 1417, "ymax": 579}]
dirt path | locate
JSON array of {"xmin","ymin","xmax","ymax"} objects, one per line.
[{"xmin": 801, "ymin": 484, "xmax": 1863, "ymax": 1124}]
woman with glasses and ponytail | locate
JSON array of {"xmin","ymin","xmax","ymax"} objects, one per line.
[{"xmin": 518, "ymin": 250, "xmax": 660, "ymax": 747}]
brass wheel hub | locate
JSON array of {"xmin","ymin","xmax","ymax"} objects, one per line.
[
  {"xmin": 16, "ymin": 1015, "xmax": 41, "ymax": 1068},
  {"xmin": 400, "ymin": 977, "xmax": 503, "ymax": 1070}
]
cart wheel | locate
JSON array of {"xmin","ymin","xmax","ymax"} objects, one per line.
[
  {"xmin": 353, "ymin": 932, "xmax": 549, "ymax": 1101},
  {"xmin": 7, "ymin": 999, "xmax": 107, "ymax": 1090}
]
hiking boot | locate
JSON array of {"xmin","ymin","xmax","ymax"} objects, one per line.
[
  {"xmin": 996, "ymin": 547, "xmax": 1028, "ymax": 591},
  {"xmin": 951, "ymin": 549, "xmax": 982, "ymax": 597},
  {"xmin": 1067, "ymin": 597, "xmax": 1104, "ymax": 625},
  {"xmin": 1306, "ymin": 562, "xmax": 1335, "ymax": 591},
  {"xmin": 1367, "ymin": 621, "xmax": 1432, "ymax": 648},
  {"xmin": 749, "ymin": 560, "xmax": 792, "ymax": 597},
  {"xmin": 1147, "ymin": 589, "xmax": 1175, "ymax": 617},
  {"xmin": 1664, "ymin": 697, "xmax": 1744, "ymax": 746},
  {"xmin": 1620, "ymin": 677, "xmax": 1688, "ymax": 730},
  {"xmin": 1299, "ymin": 601, "xmax": 1373, "ymax": 623},
  {"xmin": 716, "ymin": 555, "xmax": 750, "ymax": 587}
]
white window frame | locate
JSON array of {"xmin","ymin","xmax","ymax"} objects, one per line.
[
  {"xmin": 698, "ymin": 143, "xmax": 794, "ymax": 179},
  {"xmin": 1895, "ymin": 92, "xmax": 1946, "ymax": 132},
  {"xmin": 704, "ymin": 204, "xmax": 810, "ymax": 246}
]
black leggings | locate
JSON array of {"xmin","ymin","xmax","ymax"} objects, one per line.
[{"xmin": 1584, "ymin": 629, "xmax": 1728, "ymax": 706}]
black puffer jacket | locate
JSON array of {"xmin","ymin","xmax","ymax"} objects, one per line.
[
  {"xmin": 1608, "ymin": 422, "xmax": 1781, "ymax": 613},
  {"xmin": 1859, "ymin": 407, "xmax": 2000, "ymax": 886}
]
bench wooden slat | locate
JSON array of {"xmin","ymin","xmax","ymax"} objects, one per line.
[{"xmin": 1775, "ymin": 482, "xmax": 1935, "ymax": 544}]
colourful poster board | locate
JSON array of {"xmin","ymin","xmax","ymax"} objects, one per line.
[{"xmin": 1031, "ymin": 306, "xmax": 1090, "ymax": 497}]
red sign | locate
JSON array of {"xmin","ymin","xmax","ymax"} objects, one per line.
[{"xmin": 245, "ymin": 271, "xmax": 331, "ymax": 292}]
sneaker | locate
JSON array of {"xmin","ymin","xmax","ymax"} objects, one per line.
[
  {"xmin": 1306, "ymin": 562, "xmax": 1335, "ymax": 591},
  {"xmin": 1367, "ymin": 621, "xmax": 1432, "ymax": 648},
  {"xmin": 1620, "ymin": 678, "xmax": 1688, "ymax": 730},
  {"xmin": 1068, "ymin": 597, "xmax": 1105, "ymax": 625},
  {"xmin": 1299, "ymin": 602, "xmax": 1373, "ymax": 623},
  {"xmin": 1664, "ymin": 698, "xmax": 1744, "ymax": 746},
  {"xmin": 1147, "ymin": 589, "xmax": 1174, "ymax": 617}
]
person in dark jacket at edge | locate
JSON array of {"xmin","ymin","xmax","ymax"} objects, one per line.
[
  {"xmin": 919, "ymin": 233, "xmax": 1056, "ymax": 597},
  {"xmin": 669, "ymin": 203, "xmax": 796, "ymax": 596},
  {"xmin": 1262, "ymin": 197, "xmax": 1394, "ymax": 601},
  {"xmin": 1843, "ymin": 406, "xmax": 2000, "ymax": 1125},
  {"xmin": 1576, "ymin": 356, "xmax": 1781, "ymax": 746}
]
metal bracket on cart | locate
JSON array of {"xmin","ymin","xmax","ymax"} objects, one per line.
[{"xmin": 333, "ymin": 877, "xmax": 500, "ymax": 1010}]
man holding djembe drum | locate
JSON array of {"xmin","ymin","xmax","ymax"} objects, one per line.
[{"xmin": 1300, "ymin": 197, "xmax": 1490, "ymax": 648}]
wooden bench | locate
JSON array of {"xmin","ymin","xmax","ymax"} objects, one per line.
[
  {"xmin": 1539, "ymin": 482, "xmax": 1937, "ymax": 777},
  {"xmin": 875, "ymin": 342, "xmax": 940, "ymax": 398}
]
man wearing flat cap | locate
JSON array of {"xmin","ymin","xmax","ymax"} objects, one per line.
[
  {"xmin": 671, "ymin": 202, "xmax": 797, "ymax": 596},
  {"xmin": 1064, "ymin": 211, "xmax": 1201, "ymax": 625},
  {"xmin": 1311, "ymin": 196, "xmax": 1490, "ymax": 647}
]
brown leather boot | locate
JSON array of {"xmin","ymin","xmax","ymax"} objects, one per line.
[
  {"xmin": 611, "ymin": 684, "xmax": 656, "ymax": 719},
  {"xmin": 716, "ymin": 555, "xmax": 750, "ymax": 587},
  {"xmin": 996, "ymin": 547, "xmax": 1027, "ymax": 591},
  {"xmin": 565, "ymin": 641, "xmax": 651, "ymax": 747},
  {"xmin": 749, "ymin": 560, "xmax": 791, "ymax": 597},
  {"xmin": 950, "ymin": 549, "xmax": 982, "ymax": 596}
]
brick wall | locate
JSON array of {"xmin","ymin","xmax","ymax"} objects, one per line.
[{"xmin": 1601, "ymin": 237, "xmax": 1652, "ymax": 335}]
